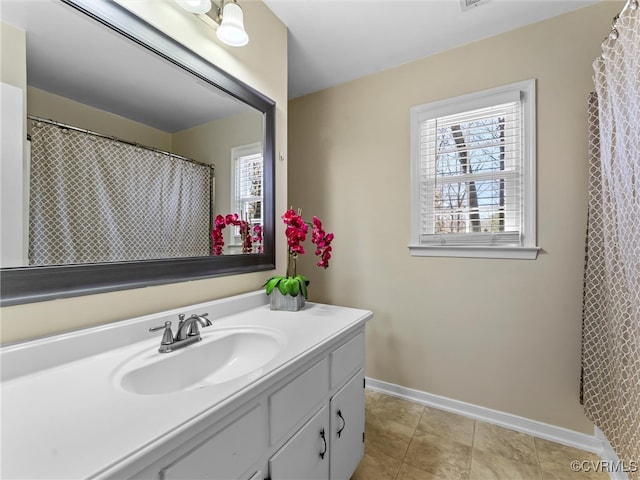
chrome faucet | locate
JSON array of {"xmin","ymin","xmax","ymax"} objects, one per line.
[
  {"xmin": 149, "ymin": 313, "xmax": 212, "ymax": 353},
  {"xmin": 176, "ymin": 313, "xmax": 212, "ymax": 340}
]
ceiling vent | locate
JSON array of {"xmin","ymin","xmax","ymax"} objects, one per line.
[{"xmin": 460, "ymin": 0, "xmax": 490, "ymax": 11}]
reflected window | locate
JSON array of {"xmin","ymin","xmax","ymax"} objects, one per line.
[{"xmin": 231, "ymin": 143, "xmax": 263, "ymax": 243}]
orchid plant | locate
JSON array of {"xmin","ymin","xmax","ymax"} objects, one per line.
[
  {"xmin": 264, "ymin": 208, "xmax": 334, "ymax": 298},
  {"xmin": 211, "ymin": 213, "xmax": 263, "ymax": 255}
]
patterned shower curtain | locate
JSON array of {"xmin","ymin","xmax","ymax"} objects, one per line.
[
  {"xmin": 29, "ymin": 121, "xmax": 212, "ymax": 265},
  {"xmin": 582, "ymin": 1, "xmax": 640, "ymax": 476}
]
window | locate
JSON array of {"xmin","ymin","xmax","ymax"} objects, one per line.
[
  {"xmin": 409, "ymin": 80, "xmax": 539, "ymax": 259},
  {"xmin": 230, "ymin": 143, "xmax": 263, "ymax": 242}
]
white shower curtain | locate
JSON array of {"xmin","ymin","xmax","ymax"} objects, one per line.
[
  {"xmin": 29, "ymin": 121, "xmax": 213, "ymax": 265},
  {"xmin": 582, "ymin": 1, "xmax": 640, "ymax": 476}
]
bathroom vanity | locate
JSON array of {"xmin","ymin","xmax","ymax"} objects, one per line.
[{"xmin": 0, "ymin": 291, "xmax": 372, "ymax": 479}]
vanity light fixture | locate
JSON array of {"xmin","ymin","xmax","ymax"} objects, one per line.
[
  {"xmin": 175, "ymin": 0, "xmax": 249, "ymax": 47},
  {"xmin": 175, "ymin": 0, "xmax": 212, "ymax": 14}
]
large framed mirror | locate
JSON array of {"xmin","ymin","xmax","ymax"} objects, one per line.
[{"xmin": 0, "ymin": 0, "xmax": 275, "ymax": 306}]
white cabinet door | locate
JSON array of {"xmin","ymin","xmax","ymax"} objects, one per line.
[
  {"xmin": 329, "ymin": 370, "xmax": 364, "ymax": 480},
  {"xmin": 160, "ymin": 404, "xmax": 266, "ymax": 480},
  {"xmin": 268, "ymin": 406, "xmax": 330, "ymax": 480}
]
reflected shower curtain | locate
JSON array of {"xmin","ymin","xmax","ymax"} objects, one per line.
[
  {"xmin": 582, "ymin": 1, "xmax": 640, "ymax": 476},
  {"xmin": 29, "ymin": 122, "xmax": 212, "ymax": 265}
]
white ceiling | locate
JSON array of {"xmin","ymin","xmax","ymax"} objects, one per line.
[
  {"xmin": 262, "ymin": 0, "xmax": 600, "ymax": 99},
  {"xmin": 0, "ymin": 0, "xmax": 601, "ymax": 124}
]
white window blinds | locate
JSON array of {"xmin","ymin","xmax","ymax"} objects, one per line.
[
  {"xmin": 418, "ymin": 96, "xmax": 522, "ymax": 246},
  {"xmin": 233, "ymin": 146, "xmax": 263, "ymax": 229}
]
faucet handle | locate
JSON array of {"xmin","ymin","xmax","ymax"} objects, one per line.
[{"xmin": 149, "ymin": 321, "xmax": 174, "ymax": 346}]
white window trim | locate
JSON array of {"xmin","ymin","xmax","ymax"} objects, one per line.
[{"xmin": 409, "ymin": 79, "xmax": 540, "ymax": 260}]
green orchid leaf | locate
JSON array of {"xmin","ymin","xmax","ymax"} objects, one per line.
[
  {"xmin": 278, "ymin": 277, "xmax": 289, "ymax": 295},
  {"xmin": 264, "ymin": 277, "xmax": 282, "ymax": 295},
  {"xmin": 296, "ymin": 275, "xmax": 309, "ymax": 299},
  {"xmin": 267, "ymin": 275, "xmax": 307, "ymax": 297},
  {"xmin": 289, "ymin": 278, "xmax": 300, "ymax": 296}
]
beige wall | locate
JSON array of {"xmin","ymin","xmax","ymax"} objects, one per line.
[
  {"xmin": 288, "ymin": 2, "xmax": 622, "ymax": 434},
  {"xmin": 1, "ymin": 21, "xmax": 28, "ymax": 171},
  {"xmin": 27, "ymin": 87, "xmax": 172, "ymax": 150},
  {"xmin": 1, "ymin": 22, "xmax": 26, "ymax": 89},
  {"xmin": 173, "ymin": 109, "xmax": 263, "ymax": 217},
  {"xmin": 0, "ymin": 0, "xmax": 287, "ymax": 344}
]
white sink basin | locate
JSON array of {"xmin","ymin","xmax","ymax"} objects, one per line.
[{"xmin": 112, "ymin": 327, "xmax": 287, "ymax": 395}]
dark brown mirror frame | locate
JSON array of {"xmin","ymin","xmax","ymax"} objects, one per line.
[{"xmin": 0, "ymin": 0, "xmax": 275, "ymax": 306}]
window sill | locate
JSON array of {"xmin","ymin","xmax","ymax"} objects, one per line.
[{"xmin": 408, "ymin": 245, "xmax": 540, "ymax": 260}]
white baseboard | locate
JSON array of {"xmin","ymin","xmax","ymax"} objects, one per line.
[
  {"xmin": 596, "ymin": 427, "xmax": 631, "ymax": 480},
  {"xmin": 365, "ymin": 377, "xmax": 604, "ymax": 454}
]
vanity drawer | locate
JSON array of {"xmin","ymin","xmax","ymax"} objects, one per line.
[
  {"xmin": 269, "ymin": 357, "xmax": 329, "ymax": 445},
  {"xmin": 330, "ymin": 332, "xmax": 364, "ymax": 389},
  {"xmin": 160, "ymin": 404, "xmax": 265, "ymax": 480}
]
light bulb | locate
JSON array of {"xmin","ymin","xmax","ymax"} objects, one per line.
[
  {"xmin": 216, "ymin": 1, "xmax": 249, "ymax": 47},
  {"xmin": 175, "ymin": 0, "xmax": 212, "ymax": 14}
]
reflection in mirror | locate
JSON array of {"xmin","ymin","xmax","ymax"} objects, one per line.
[
  {"xmin": 3, "ymin": 0, "xmax": 265, "ymax": 266},
  {"xmin": 27, "ymin": 117, "xmax": 217, "ymax": 265},
  {"xmin": 0, "ymin": 0, "xmax": 275, "ymax": 305}
]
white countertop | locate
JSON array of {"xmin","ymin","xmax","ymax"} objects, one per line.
[{"xmin": 0, "ymin": 292, "xmax": 372, "ymax": 479}]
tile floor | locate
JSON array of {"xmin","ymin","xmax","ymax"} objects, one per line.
[{"xmin": 351, "ymin": 390, "xmax": 609, "ymax": 480}]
